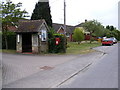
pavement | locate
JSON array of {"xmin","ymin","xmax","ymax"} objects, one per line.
[
  {"xmin": 2, "ymin": 54, "xmax": 78, "ymax": 86},
  {"xmin": 2, "ymin": 44, "xmax": 116, "ymax": 88}
]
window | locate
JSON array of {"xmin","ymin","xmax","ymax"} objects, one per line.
[
  {"xmin": 17, "ymin": 34, "xmax": 20, "ymax": 43},
  {"xmin": 41, "ymin": 30, "xmax": 47, "ymax": 41}
]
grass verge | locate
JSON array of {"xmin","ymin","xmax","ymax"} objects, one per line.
[
  {"xmin": 66, "ymin": 41, "xmax": 101, "ymax": 55},
  {"xmin": 1, "ymin": 41, "xmax": 101, "ymax": 55},
  {"xmin": 0, "ymin": 49, "xmax": 16, "ymax": 54}
]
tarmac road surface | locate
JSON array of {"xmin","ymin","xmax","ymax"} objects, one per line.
[{"xmin": 58, "ymin": 44, "xmax": 118, "ymax": 88}]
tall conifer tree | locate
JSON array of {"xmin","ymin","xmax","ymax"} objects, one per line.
[{"xmin": 31, "ymin": 0, "xmax": 52, "ymax": 27}]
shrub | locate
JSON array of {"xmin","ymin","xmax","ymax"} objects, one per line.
[
  {"xmin": 2, "ymin": 31, "xmax": 16, "ymax": 50},
  {"xmin": 48, "ymin": 31, "xmax": 66, "ymax": 53},
  {"xmin": 72, "ymin": 27, "xmax": 85, "ymax": 44}
]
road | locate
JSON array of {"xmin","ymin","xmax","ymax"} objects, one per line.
[
  {"xmin": 1, "ymin": 43, "xmax": 118, "ymax": 88},
  {"xmin": 118, "ymin": 43, "xmax": 120, "ymax": 90},
  {"xmin": 58, "ymin": 44, "xmax": 118, "ymax": 88}
]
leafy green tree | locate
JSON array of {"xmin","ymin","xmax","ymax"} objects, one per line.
[
  {"xmin": 73, "ymin": 27, "xmax": 85, "ymax": 44},
  {"xmin": 106, "ymin": 25, "xmax": 115, "ymax": 31},
  {"xmin": 106, "ymin": 25, "xmax": 110, "ymax": 30},
  {"xmin": 82, "ymin": 20, "xmax": 104, "ymax": 43},
  {"xmin": 1, "ymin": 0, "xmax": 29, "ymax": 49},
  {"xmin": 105, "ymin": 25, "xmax": 120, "ymax": 40},
  {"xmin": 103, "ymin": 29, "xmax": 110, "ymax": 37},
  {"xmin": 106, "ymin": 32, "xmax": 111, "ymax": 38},
  {"xmin": 31, "ymin": 0, "xmax": 52, "ymax": 27},
  {"xmin": 117, "ymin": 30, "xmax": 120, "ymax": 41}
]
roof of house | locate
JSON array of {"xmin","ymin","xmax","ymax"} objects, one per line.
[
  {"xmin": 7, "ymin": 26, "xmax": 17, "ymax": 32},
  {"xmin": 75, "ymin": 23, "xmax": 84, "ymax": 28},
  {"xmin": 52, "ymin": 23, "xmax": 75, "ymax": 34},
  {"xmin": 16, "ymin": 19, "xmax": 48, "ymax": 33},
  {"xmin": 52, "ymin": 23, "xmax": 64, "ymax": 32}
]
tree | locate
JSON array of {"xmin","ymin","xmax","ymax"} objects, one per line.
[
  {"xmin": 82, "ymin": 20, "xmax": 104, "ymax": 43},
  {"xmin": 73, "ymin": 27, "xmax": 85, "ymax": 44},
  {"xmin": 105, "ymin": 25, "xmax": 120, "ymax": 39},
  {"xmin": 117, "ymin": 30, "xmax": 120, "ymax": 41},
  {"xmin": 106, "ymin": 25, "xmax": 110, "ymax": 30},
  {"xmin": 1, "ymin": 0, "xmax": 29, "ymax": 49},
  {"xmin": 31, "ymin": 0, "xmax": 52, "ymax": 27},
  {"xmin": 106, "ymin": 25, "xmax": 115, "ymax": 31}
]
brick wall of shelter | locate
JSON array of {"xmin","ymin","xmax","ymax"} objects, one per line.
[{"xmin": 32, "ymin": 34, "xmax": 39, "ymax": 54}]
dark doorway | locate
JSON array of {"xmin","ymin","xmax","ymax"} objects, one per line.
[{"xmin": 22, "ymin": 33, "xmax": 32, "ymax": 52}]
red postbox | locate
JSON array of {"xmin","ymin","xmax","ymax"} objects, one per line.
[{"xmin": 55, "ymin": 38, "xmax": 60, "ymax": 45}]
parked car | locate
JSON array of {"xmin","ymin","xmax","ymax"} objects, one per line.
[
  {"xmin": 102, "ymin": 38, "xmax": 113, "ymax": 46},
  {"xmin": 110, "ymin": 37, "xmax": 117, "ymax": 44}
]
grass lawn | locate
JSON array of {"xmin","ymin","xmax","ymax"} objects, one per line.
[
  {"xmin": 66, "ymin": 41, "xmax": 101, "ymax": 55},
  {"xmin": 0, "ymin": 49, "xmax": 16, "ymax": 54}
]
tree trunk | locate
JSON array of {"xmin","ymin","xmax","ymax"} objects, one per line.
[
  {"xmin": 4, "ymin": 34, "xmax": 8, "ymax": 50},
  {"xmin": 3, "ymin": 24, "xmax": 8, "ymax": 50},
  {"xmin": 90, "ymin": 32, "xmax": 92, "ymax": 43},
  {"xmin": 78, "ymin": 41, "xmax": 81, "ymax": 44}
]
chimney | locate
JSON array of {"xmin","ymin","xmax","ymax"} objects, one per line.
[{"xmin": 85, "ymin": 19, "xmax": 87, "ymax": 23}]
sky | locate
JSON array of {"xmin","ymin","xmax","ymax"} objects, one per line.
[{"xmin": 3, "ymin": 0, "xmax": 120, "ymax": 29}]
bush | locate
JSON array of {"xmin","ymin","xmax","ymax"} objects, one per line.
[
  {"xmin": 48, "ymin": 32, "xmax": 66, "ymax": 53},
  {"xmin": 72, "ymin": 27, "xmax": 85, "ymax": 44},
  {"xmin": 90, "ymin": 37, "xmax": 95, "ymax": 42},
  {"xmin": 2, "ymin": 31, "xmax": 16, "ymax": 50}
]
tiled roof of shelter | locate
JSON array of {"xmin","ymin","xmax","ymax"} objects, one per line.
[{"xmin": 16, "ymin": 19, "xmax": 46, "ymax": 32}]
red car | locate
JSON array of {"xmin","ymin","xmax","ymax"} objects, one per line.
[{"xmin": 102, "ymin": 38, "xmax": 113, "ymax": 46}]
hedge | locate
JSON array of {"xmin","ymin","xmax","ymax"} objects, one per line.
[
  {"xmin": 48, "ymin": 33, "xmax": 66, "ymax": 53},
  {"xmin": 2, "ymin": 31, "xmax": 16, "ymax": 50}
]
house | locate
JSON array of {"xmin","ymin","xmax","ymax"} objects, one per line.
[
  {"xmin": 15, "ymin": 19, "xmax": 49, "ymax": 54},
  {"xmin": 53, "ymin": 22, "xmax": 91, "ymax": 41},
  {"xmin": 52, "ymin": 23, "xmax": 65, "ymax": 34},
  {"xmin": 52, "ymin": 23, "xmax": 75, "ymax": 41}
]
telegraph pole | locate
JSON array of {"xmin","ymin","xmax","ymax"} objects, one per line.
[
  {"xmin": 64, "ymin": 0, "xmax": 66, "ymax": 35},
  {"xmin": 64, "ymin": 0, "xmax": 66, "ymax": 53}
]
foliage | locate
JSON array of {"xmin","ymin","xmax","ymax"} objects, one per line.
[
  {"xmin": 1, "ymin": 0, "xmax": 29, "ymax": 24},
  {"xmin": 48, "ymin": 27, "xmax": 55, "ymax": 38},
  {"xmin": 117, "ymin": 30, "xmax": 120, "ymax": 41},
  {"xmin": 1, "ymin": 0, "xmax": 29, "ymax": 49},
  {"xmin": 31, "ymin": 1, "xmax": 52, "ymax": 27},
  {"xmin": 72, "ymin": 27, "xmax": 85, "ymax": 44},
  {"xmin": 82, "ymin": 20, "xmax": 104, "ymax": 43},
  {"xmin": 104, "ymin": 25, "xmax": 120, "ymax": 40},
  {"xmin": 82, "ymin": 20, "xmax": 102, "ymax": 34},
  {"xmin": 106, "ymin": 33, "xmax": 111, "ymax": 38},
  {"xmin": 111, "ymin": 30, "xmax": 120, "ymax": 41},
  {"xmin": 90, "ymin": 37, "xmax": 96, "ymax": 42},
  {"xmin": 91, "ymin": 33, "xmax": 96, "ymax": 37},
  {"xmin": 48, "ymin": 29, "xmax": 66, "ymax": 53},
  {"xmin": 106, "ymin": 25, "xmax": 116, "ymax": 31},
  {"xmin": 2, "ymin": 31, "xmax": 16, "ymax": 49}
]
